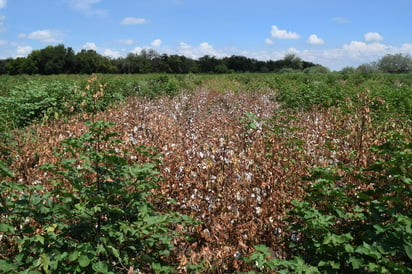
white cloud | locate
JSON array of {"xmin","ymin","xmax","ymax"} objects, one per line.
[
  {"xmin": 67, "ymin": 0, "xmax": 105, "ymax": 15},
  {"xmin": 177, "ymin": 42, "xmax": 193, "ymax": 57},
  {"xmin": 265, "ymin": 38, "xmax": 274, "ymax": 45},
  {"xmin": 288, "ymin": 48, "xmax": 300, "ymax": 54},
  {"xmin": 332, "ymin": 17, "xmax": 349, "ymax": 23},
  {"xmin": 132, "ymin": 46, "xmax": 144, "ymax": 54},
  {"xmin": 16, "ymin": 45, "xmax": 32, "ymax": 56},
  {"xmin": 303, "ymin": 41, "xmax": 396, "ymax": 70},
  {"xmin": 21, "ymin": 29, "xmax": 62, "ymax": 43},
  {"xmin": 0, "ymin": 0, "xmax": 6, "ymax": 9},
  {"xmin": 82, "ymin": 42, "xmax": 97, "ymax": 50},
  {"xmin": 174, "ymin": 42, "xmax": 225, "ymax": 58},
  {"xmin": 401, "ymin": 43, "xmax": 412, "ymax": 53},
  {"xmin": 271, "ymin": 25, "xmax": 300, "ymax": 39},
  {"xmin": 151, "ymin": 39, "xmax": 162, "ymax": 47},
  {"xmin": 68, "ymin": 0, "xmax": 100, "ymax": 10},
  {"xmin": 199, "ymin": 42, "xmax": 214, "ymax": 53},
  {"xmin": 307, "ymin": 34, "xmax": 325, "ymax": 45},
  {"xmin": 121, "ymin": 17, "xmax": 146, "ymax": 25},
  {"xmin": 199, "ymin": 42, "xmax": 225, "ymax": 57},
  {"xmin": 103, "ymin": 48, "xmax": 121, "ymax": 58},
  {"xmin": 342, "ymin": 41, "xmax": 390, "ymax": 57},
  {"xmin": 364, "ymin": 32, "xmax": 383, "ymax": 42}
]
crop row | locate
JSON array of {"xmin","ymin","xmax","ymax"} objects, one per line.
[{"xmin": 1, "ymin": 73, "xmax": 411, "ymax": 132}]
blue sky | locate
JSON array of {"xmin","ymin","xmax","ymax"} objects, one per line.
[{"xmin": 0, "ymin": 0, "xmax": 411, "ymax": 70}]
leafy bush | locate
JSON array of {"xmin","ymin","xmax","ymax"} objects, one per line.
[
  {"xmin": 243, "ymin": 132, "xmax": 411, "ymax": 273},
  {"xmin": 0, "ymin": 80, "xmax": 75, "ymax": 129},
  {"xmin": 0, "ymin": 75, "xmax": 126, "ymax": 131},
  {"xmin": 139, "ymin": 75, "xmax": 180, "ymax": 98},
  {"xmin": 0, "ymin": 121, "xmax": 194, "ymax": 273}
]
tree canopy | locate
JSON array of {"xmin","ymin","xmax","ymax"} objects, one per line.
[
  {"xmin": 0, "ymin": 44, "xmax": 327, "ymax": 75},
  {"xmin": 340, "ymin": 53, "xmax": 412, "ymax": 74}
]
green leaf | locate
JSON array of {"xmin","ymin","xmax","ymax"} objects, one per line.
[
  {"xmin": 348, "ymin": 256, "xmax": 363, "ymax": 269},
  {"xmin": 78, "ymin": 255, "xmax": 91, "ymax": 268},
  {"xmin": 373, "ymin": 224, "xmax": 386, "ymax": 234},
  {"xmin": 404, "ymin": 244, "xmax": 412, "ymax": 260},
  {"xmin": 45, "ymin": 223, "xmax": 58, "ymax": 233},
  {"xmin": 253, "ymin": 245, "xmax": 271, "ymax": 256},
  {"xmin": 40, "ymin": 253, "xmax": 50, "ymax": 273},
  {"xmin": 0, "ymin": 223, "xmax": 14, "ymax": 233},
  {"xmin": 92, "ymin": 261, "xmax": 109, "ymax": 273},
  {"xmin": 0, "ymin": 161, "xmax": 14, "ymax": 178},
  {"xmin": 107, "ymin": 245, "xmax": 120, "ymax": 258},
  {"xmin": 0, "ymin": 260, "xmax": 15, "ymax": 272},
  {"xmin": 344, "ymin": 244, "xmax": 354, "ymax": 253},
  {"xmin": 69, "ymin": 251, "xmax": 79, "ymax": 262},
  {"xmin": 35, "ymin": 235, "xmax": 45, "ymax": 245}
]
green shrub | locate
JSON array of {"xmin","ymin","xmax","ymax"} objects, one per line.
[
  {"xmin": 0, "ymin": 121, "xmax": 195, "ymax": 273},
  {"xmin": 243, "ymin": 132, "xmax": 411, "ymax": 273},
  {"xmin": 139, "ymin": 75, "xmax": 180, "ymax": 98}
]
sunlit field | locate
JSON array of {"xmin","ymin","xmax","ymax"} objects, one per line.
[{"xmin": 1, "ymin": 73, "xmax": 411, "ymax": 273}]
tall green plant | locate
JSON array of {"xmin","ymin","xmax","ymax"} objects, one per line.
[
  {"xmin": 0, "ymin": 121, "xmax": 194, "ymax": 273},
  {"xmin": 243, "ymin": 132, "xmax": 411, "ymax": 273}
]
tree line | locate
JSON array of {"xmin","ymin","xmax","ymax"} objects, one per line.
[
  {"xmin": 341, "ymin": 53, "xmax": 412, "ymax": 74},
  {"xmin": 0, "ymin": 44, "xmax": 327, "ymax": 75}
]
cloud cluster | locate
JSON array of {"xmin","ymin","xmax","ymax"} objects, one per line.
[
  {"xmin": 103, "ymin": 48, "xmax": 121, "ymax": 58},
  {"xmin": 268, "ymin": 26, "xmax": 325, "ymax": 47},
  {"xmin": 342, "ymin": 40, "xmax": 390, "ymax": 57},
  {"xmin": 19, "ymin": 29, "xmax": 62, "ymax": 43},
  {"xmin": 307, "ymin": 34, "xmax": 325, "ymax": 45},
  {"xmin": 265, "ymin": 38, "xmax": 274, "ymax": 45},
  {"xmin": 0, "ymin": 0, "xmax": 6, "ymax": 9},
  {"xmin": 81, "ymin": 42, "xmax": 97, "ymax": 51},
  {"xmin": 16, "ymin": 45, "xmax": 33, "ymax": 57},
  {"xmin": 151, "ymin": 39, "xmax": 162, "ymax": 48},
  {"xmin": 364, "ymin": 32, "xmax": 383, "ymax": 42},
  {"xmin": 271, "ymin": 25, "xmax": 299, "ymax": 40},
  {"xmin": 174, "ymin": 42, "xmax": 225, "ymax": 59},
  {"xmin": 68, "ymin": 0, "xmax": 105, "ymax": 15},
  {"xmin": 119, "ymin": 39, "xmax": 134, "ymax": 45},
  {"xmin": 81, "ymin": 42, "xmax": 123, "ymax": 58}
]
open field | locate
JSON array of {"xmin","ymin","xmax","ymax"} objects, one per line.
[{"xmin": 0, "ymin": 73, "xmax": 411, "ymax": 272}]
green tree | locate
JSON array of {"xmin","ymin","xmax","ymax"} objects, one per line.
[
  {"xmin": 4, "ymin": 57, "xmax": 26, "ymax": 75},
  {"xmin": 283, "ymin": 54, "xmax": 303, "ymax": 70},
  {"xmin": 304, "ymin": 65, "xmax": 330, "ymax": 74},
  {"xmin": 340, "ymin": 66, "xmax": 357, "ymax": 74},
  {"xmin": 377, "ymin": 53, "xmax": 412, "ymax": 73},
  {"xmin": 223, "ymin": 55, "xmax": 255, "ymax": 72},
  {"xmin": 75, "ymin": 49, "xmax": 116, "ymax": 74},
  {"xmin": 357, "ymin": 63, "xmax": 378, "ymax": 74},
  {"xmin": 214, "ymin": 63, "xmax": 230, "ymax": 73},
  {"xmin": 198, "ymin": 55, "xmax": 220, "ymax": 73}
]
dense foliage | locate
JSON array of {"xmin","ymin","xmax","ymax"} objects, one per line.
[
  {"xmin": 244, "ymin": 133, "xmax": 411, "ymax": 273},
  {"xmin": 342, "ymin": 53, "xmax": 412, "ymax": 74},
  {"xmin": 1, "ymin": 72, "xmax": 411, "ymax": 133},
  {"xmin": 0, "ymin": 44, "xmax": 323, "ymax": 75},
  {"xmin": 0, "ymin": 121, "xmax": 196, "ymax": 273},
  {"xmin": 0, "ymin": 73, "xmax": 411, "ymax": 272}
]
